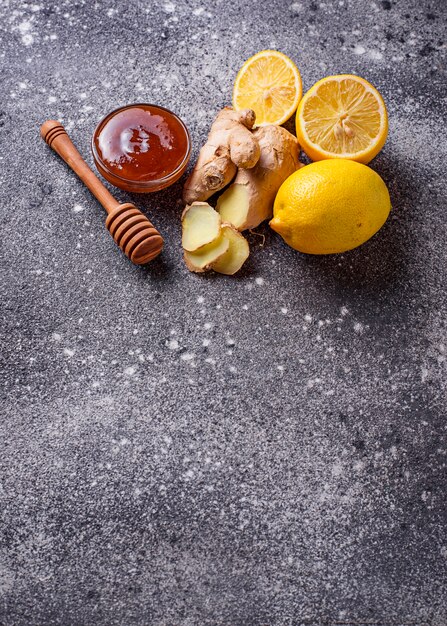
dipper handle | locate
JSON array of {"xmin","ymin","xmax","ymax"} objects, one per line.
[
  {"xmin": 40, "ymin": 120, "xmax": 164, "ymax": 265},
  {"xmin": 40, "ymin": 120, "xmax": 119, "ymax": 215}
]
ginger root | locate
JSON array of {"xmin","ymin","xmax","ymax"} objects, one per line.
[
  {"xmin": 184, "ymin": 234, "xmax": 230, "ymax": 272},
  {"xmin": 183, "ymin": 107, "xmax": 261, "ymax": 205},
  {"xmin": 182, "ymin": 202, "xmax": 221, "ymax": 251},
  {"xmin": 182, "ymin": 202, "xmax": 249, "ymax": 275},
  {"xmin": 216, "ymin": 125, "xmax": 301, "ymax": 231},
  {"xmin": 211, "ymin": 225, "xmax": 249, "ymax": 275}
]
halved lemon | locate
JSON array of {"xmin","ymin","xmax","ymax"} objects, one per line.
[
  {"xmin": 296, "ymin": 74, "xmax": 388, "ymax": 164},
  {"xmin": 233, "ymin": 50, "xmax": 302, "ymax": 126}
]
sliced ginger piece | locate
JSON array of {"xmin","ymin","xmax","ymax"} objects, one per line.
[
  {"xmin": 184, "ymin": 233, "xmax": 230, "ymax": 272},
  {"xmin": 182, "ymin": 202, "xmax": 221, "ymax": 252},
  {"xmin": 211, "ymin": 225, "xmax": 249, "ymax": 275}
]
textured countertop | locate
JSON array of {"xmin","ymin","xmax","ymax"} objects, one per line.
[{"xmin": 1, "ymin": 0, "xmax": 446, "ymax": 624}]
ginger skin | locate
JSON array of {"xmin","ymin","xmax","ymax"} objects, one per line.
[
  {"xmin": 216, "ymin": 125, "xmax": 301, "ymax": 231},
  {"xmin": 183, "ymin": 107, "xmax": 261, "ymax": 205}
]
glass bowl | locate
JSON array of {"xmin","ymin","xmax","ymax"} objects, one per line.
[{"xmin": 91, "ymin": 103, "xmax": 191, "ymax": 193}]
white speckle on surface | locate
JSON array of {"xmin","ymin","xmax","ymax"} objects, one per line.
[
  {"xmin": 167, "ymin": 338, "xmax": 179, "ymax": 350},
  {"xmin": 203, "ymin": 322, "xmax": 213, "ymax": 330},
  {"xmin": 354, "ymin": 322, "xmax": 364, "ymax": 334},
  {"xmin": 63, "ymin": 348, "xmax": 74, "ymax": 357},
  {"xmin": 202, "ymin": 338, "xmax": 210, "ymax": 347},
  {"xmin": 73, "ymin": 204, "xmax": 84, "ymax": 213},
  {"xmin": 124, "ymin": 366, "xmax": 136, "ymax": 376},
  {"xmin": 17, "ymin": 20, "xmax": 35, "ymax": 46},
  {"xmin": 242, "ymin": 305, "xmax": 249, "ymax": 310},
  {"xmin": 341, "ymin": 306, "xmax": 349, "ymax": 316},
  {"xmin": 421, "ymin": 367, "xmax": 429, "ymax": 383},
  {"xmin": 255, "ymin": 277, "xmax": 264, "ymax": 286},
  {"xmin": 193, "ymin": 7, "xmax": 205, "ymax": 15},
  {"xmin": 304, "ymin": 314, "xmax": 312, "ymax": 323},
  {"xmin": 180, "ymin": 353, "xmax": 195, "ymax": 361},
  {"xmin": 368, "ymin": 49, "xmax": 383, "ymax": 60},
  {"xmin": 52, "ymin": 333, "xmax": 61, "ymax": 341},
  {"xmin": 163, "ymin": 2, "xmax": 175, "ymax": 12},
  {"xmin": 22, "ymin": 33, "xmax": 34, "ymax": 46},
  {"xmin": 331, "ymin": 462, "xmax": 343, "ymax": 477},
  {"xmin": 281, "ymin": 307, "xmax": 288, "ymax": 315},
  {"xmin": 197, "ymin": 296, "xmax": 204, "ymax": 304},
  {"xmin": 290, "ymin": 2, "xmax": 303, "ymax": 13},
  {"xmin": 48, "ymin": 96, "xmax": 57, "ymax": 103},
  {"xmin": 353, "ymin": 44, "xmax": 366, "ymax": 55}
]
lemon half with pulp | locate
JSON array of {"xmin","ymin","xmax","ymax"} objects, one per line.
[
  {"xmin": 233, "ymin": 50, "xmax": 302, "ymax": 126},
  {"xmin": 296, "ymin": 74, "xmax": 388, "ymax": 164}
]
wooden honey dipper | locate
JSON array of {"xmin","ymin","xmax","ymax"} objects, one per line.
[{"xmin": 40, "ymin": 120, "xmax": 164, "ymax": 265}]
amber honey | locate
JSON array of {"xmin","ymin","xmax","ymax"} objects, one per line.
[{"xmin": 92, "ymin": 104, "xmax": 191, "ymax": 193}]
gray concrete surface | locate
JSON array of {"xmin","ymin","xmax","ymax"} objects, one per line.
[{"xmin": 1, "ymin": 0, "xmax": 446, "ymax": 624}]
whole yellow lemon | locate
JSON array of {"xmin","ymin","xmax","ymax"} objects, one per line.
[{"xmin": 270, "ymin": 159, "xmax": 391, "ymax": 254}]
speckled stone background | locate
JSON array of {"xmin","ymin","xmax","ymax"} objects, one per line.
[{"xmin": 1, "ymin": 0, "xmax": 446, "ymax": 624}]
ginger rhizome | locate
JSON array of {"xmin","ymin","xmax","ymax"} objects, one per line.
[
  {"xmin": 181, "ymin": 107, "xmax": 302, "ymax": 276},
  {"xmin": 182, "ymin": 107, "xmax": 261, "ymax": 205},
  {"xmin": 211, "ymin": 225, "xmax": 249, "ymax": 275},
  {"xmin": 182, "ymin": 202, "xmax": 249, "ymax": 275},
  {"xmin": 216, "ymin": 125, "xmax": 301, "ymax": 231},
  {"xmin": 181, "ymin": 202, "xmax": 221, "ymax": 251}
]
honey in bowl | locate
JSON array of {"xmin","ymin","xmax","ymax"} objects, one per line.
[{"xmin": 92, "ymin": 104, "xmax": 191, "ymax": 193}]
